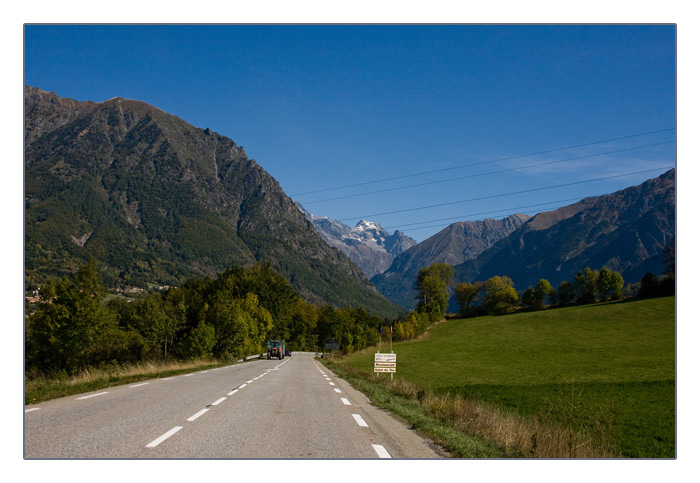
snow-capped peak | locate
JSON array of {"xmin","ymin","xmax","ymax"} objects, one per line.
[{"xmin": 355, "ymin": 219, "xmax": 383, "ymax": 232}]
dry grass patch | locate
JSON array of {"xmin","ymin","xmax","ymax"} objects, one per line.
[
  {"xmin": 25, "ymin": 358, "xmax": 226, "ymax": 403},
  {"xmin": 340, "ymin": 365, "xmax": 616, "ymax": 458}
]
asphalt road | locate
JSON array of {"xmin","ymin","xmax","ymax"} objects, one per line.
[{"xmin": 24, "ymin": 353, "xmax": 442, "ymax": 459}]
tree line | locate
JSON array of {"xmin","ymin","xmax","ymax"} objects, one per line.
[
  {"xmin": 414, "ymin": 243, "xmax": 675, "ymax": 320},
  {"xmin": 25, "ymin": 260, "xmax": 386, "ymax": 376},
  {"xmin": 25, "ymin": 244, "xmax": 675, "ymax": 376}
]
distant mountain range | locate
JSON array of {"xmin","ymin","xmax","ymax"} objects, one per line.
[
  {"xmin": 371, "ymin": 170, "xmax": 675, "ymax": 310},
  {"xmin": 371, "ymin": 214, "xmax": 531, "ymax": 308},
  {"xmin": 24, "ymin": 86, "xmax": 402, "ymax": 318},
  {"xmin": 25, "ymin": 87, "xmax": 675, "ymax": 318},
  {"xmin": 298, "ymin": 206, "xmax": 417, "ymax": 279},
  {"xmin": 453, "ymin": 168, "xmax": 676, "ymax": 294}
]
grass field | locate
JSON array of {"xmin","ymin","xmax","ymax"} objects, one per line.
[{"xmin": 339, "ymin": 297, "xmax": 675, "ymax": 458}]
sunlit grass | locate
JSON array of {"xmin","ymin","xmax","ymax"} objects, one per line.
[{"xmin": 339, "ymin": 297, "xmax": 675, "ymax": 457}]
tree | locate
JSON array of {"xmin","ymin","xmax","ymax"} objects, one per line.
[
  {"xmin": 557, "ymin": 281, "xmax": 575, "ymax": 306},
  {"xmin": 521, "ymin": 287, "xmax": 537, "ymax": 310},
  {"xmin": 534, "ymin": 279, "xmax": 555, "ymax": 309},
  {"xmin": 482, "ymin": 275, "xmax": 519, "ymax": 315},
  {"xmin": 597, "ymin": 268, "xmax": 624, "ymax": 301},
  {"xmin": 454, "ymin": 281, "xmax": 482, "ymax": 316},
  {"xmin": 415, "ymin": 263, "xmax": 453, "ymax": 320},
  {"xmin": 638, "ymin": 272, "xmax": 660, "ymax": 298},
  {"xmin": 179, "ymin": 321, "xmax": 216, "ymax": 359},
  {"xmin": 25, "ymin": 260, "xmax": 130, "ymax": 374},
  {"xmin": 574, "ymin": 267, "xmax": 599, "ymax": 304},
  {"xmin": 133, "ymin": 293, "xmax": 183, "ymax": 360},
  {"xmin": 663, "ymin": 243, "xmax": 675, "ymax": 279}
]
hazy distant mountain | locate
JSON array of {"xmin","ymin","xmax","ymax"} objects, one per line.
[
  {"xmin": 24, "ymin": 86, "xmax": 402, "ymax": 318},
  {"xmin": 453, "ymin": 169, "xmax": 676, "ymax": 292},
  {"xmin": 298, "ymin": 206, "xmax": 417, "ymax": 279},
  {"xmin": 371, "ymin": 214, "xmax": 531, "ymax": 309}
]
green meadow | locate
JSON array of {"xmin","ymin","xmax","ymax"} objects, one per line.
[{"xmin": 340, "ymin": 297, "xmax": 675, "ymax": 457}]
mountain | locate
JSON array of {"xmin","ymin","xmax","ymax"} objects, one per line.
[
  {"xmin": 453, "ymin": 169, "xmax": 676, "ymax": 292},
  {"xmin": 371, "ymin": 214, "xmax": 531, "ymax": 309},
  {"xmin": 299, "ymin": 206, "xmax": 417, "ymax": 279},
  {"xmin": 24, "ymin": 86, "xmax": 402, "ymax": 318}
]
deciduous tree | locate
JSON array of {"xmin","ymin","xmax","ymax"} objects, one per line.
[
  {"xmin": 482, "ymin": 275, "xmax": 519, "ymax": 315},
  {"xmin": 454, "ymin": 281, "xmax": 482, "ymax": 315},
  {"xmin": 415, "ymin": 263, "xmax": 453, "ymax": 320}
]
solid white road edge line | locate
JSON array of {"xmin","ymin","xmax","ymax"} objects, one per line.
[
  {"xmin": 372, "ymin": 444, "xmax": 392, "ymax": 458},
  {"xmin": 76, "ymin": 392, "xmax": 109, "ymax": 400},
  {"xmin": 146, "ymin": 426, "xmax": 183, "ymax": 448},
  {"xmin": 352, "ymin": 414, "xmax": 369, "ymax": 427},
  {"xmin": 187, "ymin": 408, "xmax": 209, "ymax": 421}
]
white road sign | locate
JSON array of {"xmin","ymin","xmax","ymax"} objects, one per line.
[{"xmin": 374, "ymin": 353, "xmax": 397, "ymax": 362}]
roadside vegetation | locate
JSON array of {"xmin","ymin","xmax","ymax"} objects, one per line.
[
  {"xmin": 25, "ymin": 358, "xmax": 231, "ymax": 403},
  {"xmin": 333, "ymin": 296, "xmax": 675, "ymax": 458},
  {"xmin": 25, "ymin": 247, "xmax": 675, "ymax": 458}
]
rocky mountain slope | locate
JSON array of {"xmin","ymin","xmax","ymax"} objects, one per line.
[
  {"xmin": 453, "ymin": 169, "xmax": 676, "ymax": 292},
  {"xmin": 24, "ymin": 86, "xmax": 402, "ymax": 318},
  {"xmin": 371, "ymin": 214, "xmax": 531, "ymax": 309},
  {"xmin": 299, "ymin": 207, "xmax": 416, "ymax": 279}
]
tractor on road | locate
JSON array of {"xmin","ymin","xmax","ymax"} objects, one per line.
[{"xmin": 266, "ymin": 340, "xmax": 285, "ymax": 360}]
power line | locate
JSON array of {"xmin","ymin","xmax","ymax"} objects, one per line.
[
  {"xmin": 302, "ymin": 141, "xmax": 674, "ymax": 205},
  {"xmin": 383, "ymin": 197, "xmax": 589, "ymax": 231},
  {"xmin": 338, "ymin": 166, "xmax": 674, "ymax": 222},
  {"xmin": 291, "ymin": 128, "xmax": 675, "ymax": 197}
]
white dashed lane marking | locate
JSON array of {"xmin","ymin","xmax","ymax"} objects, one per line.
[
  {"xmin": 187, "ymin": 408, "xmax": 209, "ymax": 422},
  {"xmin": 76, "ymin": 392, "xmax": 108, "ymax": 400},
  {"xmin": 341, "ymin": 398, "xmax": 351, "ymax": 405},
  {"xmin": 146, "ymin": 426, "xmax": 182, "ymax": 448},
  {"xmin": 25, "ymin": 408, "xmax": 40, "ymax": 413},
  {"xmin": 334, "ymin": 388, "xmax": 342, "ymax": 393},
  {"xmin": 211, "ymin": 397, "xmax": 227, "ymax": 406},
  {"xmin": 129, "ymin": 382, "xmax": 149, "ymax": 388},
  {"xmin": 372, "ymin": 444, "xmax": 392, "ymax": 458},
  {"xmin": 352, "ymin": 414, "xmax": 369, "ymax": 427}
]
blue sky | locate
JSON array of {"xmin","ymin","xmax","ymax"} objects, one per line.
[{"xmin": 24, "ymin": 24, "xmax": 676, "ymax": 242}]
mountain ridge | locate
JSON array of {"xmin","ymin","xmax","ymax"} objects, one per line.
[
  {"xmin": 24, "ymin": 86, "xmax": 402, "ymax": 318},
  {"xmin": 299, "ymin": 206, "xmax": 417, "ymax": 279},
  {"xmin": 371, "ymin": 214, "xmax": 531, "ymax": 309},
  {"xmin": 452, "ymin": 168, "xmax": 676, "ymax": 292}
]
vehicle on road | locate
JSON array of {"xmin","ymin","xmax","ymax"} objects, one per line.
[
  {"xmin": 284, "ymin": 349, "xmax": 292, "ymax": 357},
  {"xmin": 266, "ymin": 340, "xmax": 285, "ymax": 360}
]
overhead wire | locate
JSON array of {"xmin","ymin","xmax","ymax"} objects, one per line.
[
  {"xmin": 382, "ymin": 197, "xmax": 590, "ymax": 231},
  {"xmin": 338, "ymin": 166, "xmax": 674, "ymax": 222},
  {"xmin": 290, "ymin": 128, "xmax": 675, "ymax": 198},
  {"xmin": 301, "ymin": 141, "xmax": 674, "ymax": 205}
]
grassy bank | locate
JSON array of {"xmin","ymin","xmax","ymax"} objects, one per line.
[
  {"xmin": 25, "ymin": 358, "xmax": 234, "ymax": 404},
  {"xmin": 336, "ymin": 297, "xmax": 675, "ymax": 458}
]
